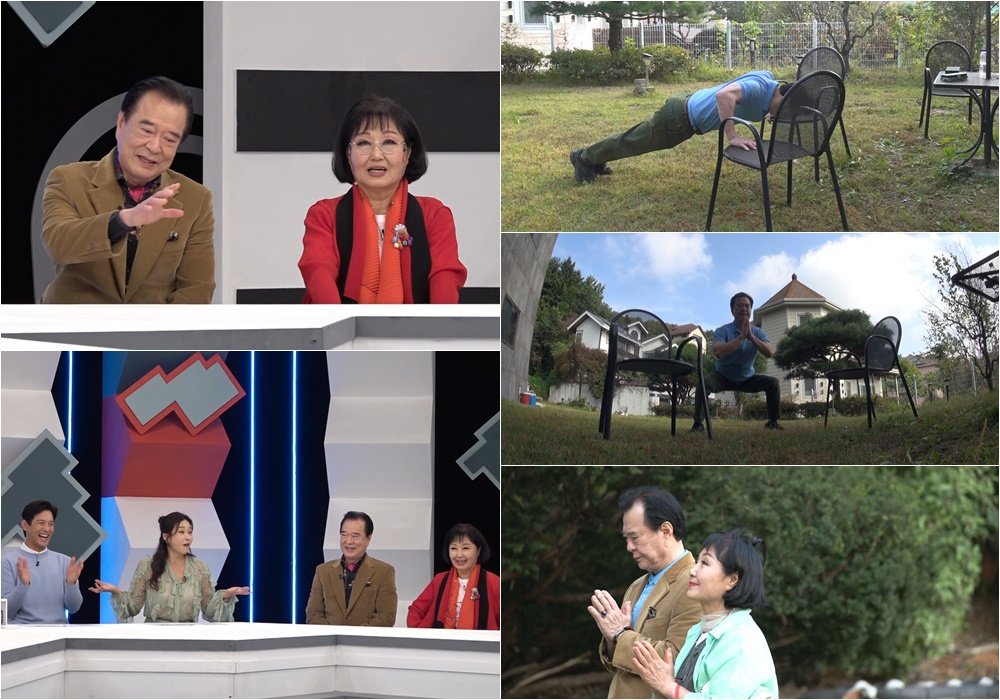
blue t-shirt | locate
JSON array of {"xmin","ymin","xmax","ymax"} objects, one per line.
[
  {"xmin": 686, "ymin": 70, "xmax": 779, "ymax": 133},
  {"xmin": 713, "ymin": 321, "xmax": 768, "ymax": 381}
]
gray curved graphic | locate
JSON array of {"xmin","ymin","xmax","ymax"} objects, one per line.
[{"xmin": 31, "ymin": 89, "xmax": 204, "ymax": 301}]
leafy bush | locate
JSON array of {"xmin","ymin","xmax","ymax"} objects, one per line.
[
  {"xmin": 834, "ymin": 394, "xmax": 873, "ymax": 416},
  {"xmin": 741, "ymin": 397, "xmax": 801, "ymax": 420},
  {"xmin": 546, "ymin": 45, "xmax": 692, "ymax": 85},
  {"xmin": 652, "ymin": 401, "xmax": 695, "ymax": 418},
  {"xmin": 798, "ymin": 401, "xmax": 829, "ymax": 419},
  {"xmin": 501, "ymin": 42, "xmax": 544, "ymax": 82},
  {"xmin": 547, "ymin": 46, "xmax": 638, "ymax": 84},
  {"xmin": 644, "ymin": 45, "xmax": 692, "ymax": 81},
  {"xmin": 502, "ymin": 466, "xmax": 997, "ymax": 686}
]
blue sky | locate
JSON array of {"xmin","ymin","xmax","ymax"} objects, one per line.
[{"xmin": 551, "ymin": 232, "xmax": 999, "ymax": 356}]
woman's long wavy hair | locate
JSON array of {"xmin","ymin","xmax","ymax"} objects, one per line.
[{"xmin": 149, "ymin": 512, "xmax": 193, "ymax": 591}]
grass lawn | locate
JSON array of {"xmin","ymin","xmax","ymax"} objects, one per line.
[
  {"xmin": 501, "ymin": 390, "xmax": 998, "ymax": 464},
  {"xmin": 501, "ymin": 76, "xmax": 999, "ymax": 232}
]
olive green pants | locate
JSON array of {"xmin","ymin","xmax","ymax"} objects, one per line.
[{"xmin": 581, "ymin": 95, "xmax": 698, "ymax": 165}]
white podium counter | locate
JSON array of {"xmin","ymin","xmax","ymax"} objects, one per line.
[
  {"xmin": 0, "ymin": 622, "xmax": 500, "ymax": 698},
  {"xmin": 0, "ymin": 306, "xmax": 499, "ymax": 351}
]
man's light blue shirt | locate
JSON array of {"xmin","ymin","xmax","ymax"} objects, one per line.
[
  {"xmin": 631, "ymin": 550, "xmax": 690, "ymax": 628},
  {"xmin": 713, "ymin": 321, "xmax": 768, "ymax": 381},
  {"xmin": 687, "ymin": 70, "xmax": 780, "ymax": 133}
]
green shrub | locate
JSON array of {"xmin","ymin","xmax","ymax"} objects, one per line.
[
  {"xmin": 501, "ymin": 42, "xmax": 544, "ymax": 82},
  {"xmin": 548, "ymin": 46, "xmax": 648, "ymax": 84},
  {"xmin": 652, "ymin": 400, "xmax": 696, "ymax": 418},
  {"xmin": 501, "ymin": 466, "xmax": 997, "ymax": 686},
  {"xmin": 741, "ymin": 397, "xmax": 801, "ymax": 420},
  {"xmin": 798, "ymin": 401, "xmax": 829, "ymax": 419},
  {"xmin": 644, "ymin": 45, "xmax": 692, "ymax": 81}
]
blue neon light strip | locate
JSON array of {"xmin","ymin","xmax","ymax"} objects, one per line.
[
  {"xmin": 249, "ymin": 352, "xmax": 256, "ymax": 622},
  {"xmin": 291, "ymin": 352, "xmax": 298, "ymax": 623},
  {"xmin": 66, "ymin": 352, "xmax": 74, "ymax": 453}
]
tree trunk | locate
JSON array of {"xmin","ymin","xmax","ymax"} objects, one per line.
[{"xmin": 608, "ymin": 18, "xmax": 624, "ymax": 51}]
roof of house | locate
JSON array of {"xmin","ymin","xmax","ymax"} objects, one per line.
[
  {"xmin": 671, "ymin": 323, "xmax": 700, "ymax": 335},
  {"xmin": 566, "ymin": 310, "xmax": 610, "ymax": 332},
  {"xmin": 757, "ymin": 274, "xmax": 841, "ymax": 313}
]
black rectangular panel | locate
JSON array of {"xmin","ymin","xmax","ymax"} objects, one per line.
[
  {"xmin": 237, "ymin": 70, "xmax": 499, "ymax": 152},
  {"xmin": 236, "ymin": 287, "xmax": 500, "ymax": 304}
]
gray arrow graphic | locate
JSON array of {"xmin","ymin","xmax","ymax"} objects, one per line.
[
  {"xmin": 8, "ymin": 2, "xmax": 95, "ymax": 47},
  {"xmin": 2, "ymin": 430, "xmax": 107, "ymax": 560},
  {"xmin": 455, "ymin": 412, "xmax": 500, "ymax": 489}
]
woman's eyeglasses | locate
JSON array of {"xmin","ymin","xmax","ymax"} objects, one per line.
[{"xmin": 350, "ymin": 138, "xmax": 406, "ymax": 157}]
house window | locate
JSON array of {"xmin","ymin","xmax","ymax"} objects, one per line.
[
  {"xmin": 803, "ymin": 377, "xmax": 816, "ymax": 399},
  {"xmin": 575, "ymin": 330, "xmax": 584, "ymax": 344},
  {"xmin": 523, "ymin": 1, "xmax": 546, "ymax": 25},
  {"xmin": 797, "ymin": 312, "xmax": 813, "ymax": 326},
  {"xmin": 502, "ymin": 295, "xmax": 520, "ymax": 349}
]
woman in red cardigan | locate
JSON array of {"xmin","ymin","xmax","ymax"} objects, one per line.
[
  {"xmin": 298, "ymin": 96, "xmax": 467, "ymax": 303},
  {"xmin": 407, "ymin": 523, "xmax": 499, "ymax": 630}
]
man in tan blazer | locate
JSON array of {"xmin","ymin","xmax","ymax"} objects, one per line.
[
  {"xmin": 305, "ymin": 511, "xmax": 397, "ymax": 626},
  {"xmin": 40, "ymin": 76, "xmax": 214, "ymax": 303},
  {"xmin": 588, "ymin": 487, "xmax": 701, "ymax": 698}
]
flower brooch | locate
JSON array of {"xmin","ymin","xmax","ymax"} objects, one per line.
[
  {"xmin": 470, "ymin": 587, "xmax": 480, "ymax": 601},
  {"xmin": 392, "ymin": 224, "xmax": 412, "ymax": 249}
]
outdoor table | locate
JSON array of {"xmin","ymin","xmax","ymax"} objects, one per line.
[{"xmin": 932, "ymin": 70, "xmax": 999, "ymax": 169}]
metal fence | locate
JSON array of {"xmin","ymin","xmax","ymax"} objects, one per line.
[{"xmin": 592, "ymin": 21, "xmax": 907, "ymax": 71}]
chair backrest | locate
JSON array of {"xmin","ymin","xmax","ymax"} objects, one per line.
[
  {"xmin": 609, "ymin": 309, "xmax": 675, "ymax": 360},
  {"xmin": 925, "ymin": 40, "xmax": 972, "ymax": 72},
  {"xmin": 867, "ymin": 316, "xmax": 903, "ymax": 372},
  {"xmin": 768, "ymin": 70, "xmax": 845, "ymax": 159},
  {"xmin": 798, "ymin": 47, "xmax": 846, "ymax": 79}
]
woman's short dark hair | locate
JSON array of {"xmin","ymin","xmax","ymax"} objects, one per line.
[
  {"xmin": 441, "ymin": 523, "xmax": 491, "ymax": 565},
  {"xmin": 21, "ymin": 500, "xmax": 58, "ymax": 524},
  {"xmin": 617, "ymin": 486, "xmax": 686, "ymax": 540},
  {"xmin": 702, "ymin": 528, "xmax": 767, "ymax": 610},
  {"xmin": 121, "ymin": 76, "xmax": 195, "ymax": 141},
  {"xmin": 341, "ymin": 511, "xmax": 374, "ymax": 538},
  {"xmin": 331, "ymin": 95, "xmax": 428, "ymax": 184}
]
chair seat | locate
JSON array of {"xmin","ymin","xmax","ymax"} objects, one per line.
[
  {"xmin": 724, "ymin": 140, "xmax": 810, "ymax": 169},
  {"xmin": 618, "ymin": 358, "xmax": 694, "ymax": 377},
  {"xmin": 826, "ymin": 367, "xmax": 893, "ymax": 381},
  {"xmin": 930, "ymin": 85, "xmax": 972, "ymax": 97}
]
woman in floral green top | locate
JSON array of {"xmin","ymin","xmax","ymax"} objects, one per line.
[{"xmin": 90, "ymin": 512, "xmax": 248, "ymax": 623}]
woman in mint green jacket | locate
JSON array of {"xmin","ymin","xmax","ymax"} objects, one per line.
[{"xmin": 632, "ymin": 529, "xmax": 778, "ymax": 699}]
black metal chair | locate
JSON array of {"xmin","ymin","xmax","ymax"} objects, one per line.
[
  {"xmin": 598, "ymin": 309, "xmax": 712, "ymax": 440},
  {"xmin": 920, "ymin": 40, "xmax": 973, "ymax": 139},
  {"xmin": 798, "ymin": 47, "xmax": 852, "ymax": 178},
  {"xmin": 823, "ymin": 316, "xmax": 918, "ymax": 430},
  {"xmin": 706, "ymin": 70, "xmax": 848, "ymax": 232}
]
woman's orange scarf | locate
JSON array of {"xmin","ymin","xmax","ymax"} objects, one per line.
[
  {"xmin": 442, "ymin": 564, "xmax": 481, "ymax": 629},
  {"xmin": 356, "ymin": 180, "xmax": 407, "ymax": 304}
]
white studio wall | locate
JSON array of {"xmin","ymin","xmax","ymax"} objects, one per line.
[
  {"xmin": 1, "ymin": 353, "xmax": 63, "ymax": 469},
  {"xmin": 204, "ymin": 1, "xmax": 500, "ymax": 303},
  {"xmin": 323, "ymin": 351, "xmax": 434, "ymax": 626}
]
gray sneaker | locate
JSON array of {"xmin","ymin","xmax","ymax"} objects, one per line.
[
  {"xmin": 570, "ymin": 149, "xmax": 597, "ymax": 184},
  {"xmin": 594, "ymin": 162, "xmax": 613, "ymax": 175}
]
